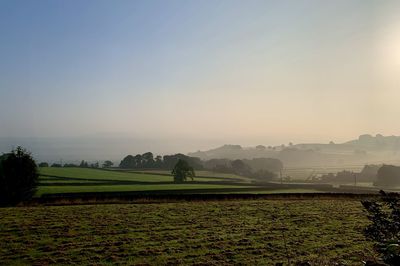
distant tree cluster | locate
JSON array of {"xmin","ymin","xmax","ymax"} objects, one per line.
[
  {"xmin": 203, "ymin": 158, "xmax": 279, "ymax": 181},
  {"xmin": 38, "ymin": 162, "xmax": 48, "ymax": 167},
  {"xmin": 39, "ymin": 160, "xmax": 114, "ymax": 169},
  {"xmin": 319, "ymin": 170, "xmax": 356, "ymax": 183},
  {"xmin": 242, "ymin": 158, "xmax": 283, "ymax": 173},
  {"xmin": 375, "ymin": 165, "xmax": 400, "ymax": 187},
  {"xmin": 102, "ymin": 160, "xmax": 113, "ymax": 168},
  {"xmin": 317, "ymin": 164, "xmax": 381, "ymax": 184},
  {"xmin": 118, "ymin": 152, "xmax": 280, "ymax": 181},
  {"xmin": 119, "ymin": 152, "xmax": 203, "ymax": 170},
  {"xmin": 64, "ymin": 163, "xmax": 78, "ymax": 168},
  {"xmin": 360, "ymin": 164, "xmax": 381, "ymax": 182}
]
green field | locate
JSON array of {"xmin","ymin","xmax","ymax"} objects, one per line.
[
  {"xmin": 0, "ymin": 199, "xmax": 377, "ymax": 265},
  {"xmin": 134, "ymin": 169, "xmax": 252, "ymax": 182},
  {"xmin": 40, "ymin": 167, "xmax": 176, "ymax": 182},
  {"xmin": 37, "ymin": 184, "xmax": 256, "ymax": 196},
  {"xmin": 37, "ymin": 167, "xmax": 257, "ymax": 196},
  {"xmin": 37, "ymin": 167, "xmax": 337, "ymax": 196}
]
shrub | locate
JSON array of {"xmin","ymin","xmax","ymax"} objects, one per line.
[
  {"xmin": 362, "ymin": 191, "xmax": 400, "ymax": 265},
  {"xmin": 0, "ymin": 147, "xmax": 38, "ymax": 206}
]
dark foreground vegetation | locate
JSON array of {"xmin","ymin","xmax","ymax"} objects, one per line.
[
  {"xmin": 0, "ymin": 199, "xmax": 378, "ymax": 265},
  {"xmin": 0, "ymin": 147, "xmax": 38, "ymax": 206},
  {"xmin": 362, "ymin": 191, "xmax": 400, "ymax": 265}
]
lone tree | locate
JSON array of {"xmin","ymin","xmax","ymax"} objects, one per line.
[
  {"xmin": 0, "ymin": 147, "xmax": 38, "ymax": 206},
  {"xmin": 172, "ymin": 159, "xmax": 195, "ymax": 183}
]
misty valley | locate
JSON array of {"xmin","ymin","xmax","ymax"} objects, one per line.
[{"xmin": 2, "ymin": 0, "xmax": 400, "ymax": 265}]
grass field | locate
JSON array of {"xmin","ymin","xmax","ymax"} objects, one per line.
[
  {"xmin": 0, "ymin": 199, "xmax": 377, "ymax": 265},
  {"xmin": 40, "ymin": 167, "xmax": 176, "ymax": 183},
  {"xmin": 37, "ymin": 167, "xmax": 382, "ymax": 197},
  {"xmin": 134, "ymin": 169, "xmax": 252, "ymax": 182},
  {"xmin": 37, "ymin": 167, "xmax": 344, "ymax": 197},
  {"xmin": 37, "ymin": 184, "xmax": 255, "ymax": 196},
  {"xmin": 37, "ymin": 167, "xmax": 258, "ymax": 196}
]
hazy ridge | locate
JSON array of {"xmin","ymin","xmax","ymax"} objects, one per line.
[
  {"xmin": 1, "ymin": 134, "xmax": 400, "ymax": 167},
  {"xmin": 189, "ymin": 134, "xmax": 400, "ymax": 167}
]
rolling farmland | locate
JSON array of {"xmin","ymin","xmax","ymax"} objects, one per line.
[{"xmin": 36, "ymin": 167, "xmax": 382, "ymax": 197}]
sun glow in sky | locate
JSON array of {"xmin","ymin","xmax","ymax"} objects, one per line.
[{"xmin": 1, "ymin": 0, "xmax": 400, "ymax": 148}]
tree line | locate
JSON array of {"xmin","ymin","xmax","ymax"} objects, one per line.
[
  {"xmin": 38, "ymin": 151, "xmax": 284, "ymax": 181},
  {"xmin": 39, "ymin": 160, "xmax": 114, "ymax": 168},
  {"xmin": 119, "ymin": 153, "xmax": 283, "ymax": 181},
  {"xmin": 119, "ymin": 152, "xmax": 203, "ymax": 170}
]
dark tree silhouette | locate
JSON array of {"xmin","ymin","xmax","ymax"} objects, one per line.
[
  {"xmin": 0, "ymin": 147, "xmax": 38, "ymax": 206},
  {"xmin": 375, "ymin": 165, "xmax": 400, "ymax": 187},
  {"xmin": 79, "ymin": 160, "xmax": 89, "ymax": 168},
  {"xmin": 63, "ymin": 163, "xmax": 78, "ymax": 167},
  {"xmin": 231, "ymin": 159, "xmax": 251, "ymax": 176},
  {"xmin": 155, "ymin": 155, "xmax": 163, "ymax": 168},
  {"xmin": 119, "ymin": 155, "xmax": 135, "ymax": 168},
  {"xmin": 102, "ymin": 160, "xmax": 113, "ymax": 168},
  {"xmin": 134, "ymin": 154, "xmax": 143, "ymax": 168},
  {"xmin": 90, "ymin": 162, "xmax": 99, "ymax": 168},
  {"xmin": 171, "ymin": 159, "xmax": 195, "ymax": 183},
  {"xmin": 38, "ymin": 162, "xmax": 49, "ymax": 167},
  {"xmin": 142, "ymin": 152, "xmax": 155, "ymax": 168},
  {"xmin": 163, "ymin": 154, "xmax": 203, "ymax": 170}
]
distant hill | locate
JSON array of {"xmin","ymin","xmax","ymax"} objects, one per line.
[{"xmin": 188, "ymin": 134, "xmax": 400, "ymax": 167}]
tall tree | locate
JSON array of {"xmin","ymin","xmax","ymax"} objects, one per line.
[
  {"xmin": 119, "ymin": 155, "xmax": 135, "ymax": 168},
  {"xmin": 134, "ymin": 154, "xmax": 143, "ymax": 168},
  {"xmin": 142, "ymin": 152, "xmax": 155, "ymax": 168},
  {"xmin": 155, "ymin": 155, "xmax": 163, "ymax": 168}
]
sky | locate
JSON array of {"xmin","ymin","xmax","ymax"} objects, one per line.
[{"xmin": 1, "ymin": 0, "xmax": 400, "ymax": 153}]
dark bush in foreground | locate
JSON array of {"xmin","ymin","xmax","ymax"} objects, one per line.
[
  {"xmin": 362, "ymin": 191, "xmax": 400, "ymax": 265},
  {"xmin": 0, "ymin": 147, "xmax": 38, "ymax": 206}
]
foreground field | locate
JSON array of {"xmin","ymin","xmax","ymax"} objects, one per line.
[{"xmin": 0, "ymin": 199, "xmax": 377, "ymax": 265}]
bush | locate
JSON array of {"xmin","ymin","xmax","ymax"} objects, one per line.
[
  {"xmin": 0, "ymin": 147, "xmax": 39, "ymax": 206},
  {"xmin": 362, "ymin": 191, "xmax": 400, "ymax": 265}
]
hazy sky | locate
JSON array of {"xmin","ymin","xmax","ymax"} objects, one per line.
[{"xmin": 1, "ymin": 0, "xmax": 400, "ymax": 147}]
